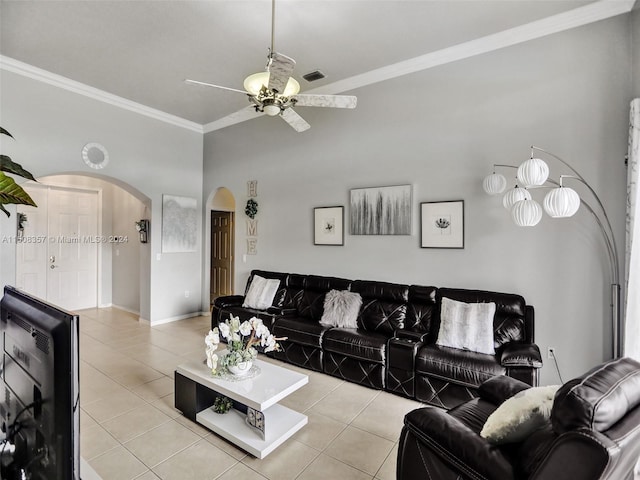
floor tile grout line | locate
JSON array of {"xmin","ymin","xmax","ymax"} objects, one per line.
[{"xmin": 121, "ymin": 424, "xmax": 203, "ymax": 472}]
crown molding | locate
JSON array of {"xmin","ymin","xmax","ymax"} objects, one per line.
[
  {"xmin": 207, "ymin": 0, "xmax": 636, "ymax": 133},
  {"xmin": 203, "ymin": 106, "xmax": 266, "ymax": 134},
  {"xmin": 0, "ymin": 55, "xmax": 203, "ymax": 134}
]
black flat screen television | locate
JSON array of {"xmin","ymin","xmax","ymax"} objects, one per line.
[{"xmin": 0, "ymin": 286, "xmax": 80, "ymax": 480}]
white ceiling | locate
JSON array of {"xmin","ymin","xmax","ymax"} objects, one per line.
[{"xmin": 0, "ymin": 0, "xmax": 635, "ymax": 132}]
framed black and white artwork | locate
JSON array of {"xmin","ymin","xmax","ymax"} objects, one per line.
[
  {"xmin": 420, "ymin": 200, "xmax": 464, "ymax": 248},
  {"xmin": 314, "ymin": 206, "xmax": 344, "ymax": 245},
  {"xmin": 162, "ymin": 194, "xmax": 197, "ymax": 253},
  {"xmin": 350, "ymin": 184, "xmax": 412, "ymax": 235}
]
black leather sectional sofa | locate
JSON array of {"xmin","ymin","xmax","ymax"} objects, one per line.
[{"xmin": 212, "ymin": 269, "xmax": 542, "ymax": 409}]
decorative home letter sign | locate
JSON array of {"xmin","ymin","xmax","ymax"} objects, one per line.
[
  {"xmin": 247, "ymin": 238, "xmax": 258, "ymax": 255},
  {"xmin": 247, "ymin": 180, "xmax": 258, "ymax": 198},
  {"xmin": 246, "ymin": 180, "xmax": 258, "ymax": 255},
  {"xmin": 247, "ymin": 219, "xmax": 258, "ymax": 237}
]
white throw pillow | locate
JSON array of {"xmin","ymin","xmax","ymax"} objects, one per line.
[
  {"xmin": 242, "ymin": 275, "xmax": 280, "ymax": 310},
  {"xmin": 481, "ymin": 385, "xmax": 560, "ymax": 444},
  {"xmin": 320, "ymin": 290, "xmax": 362, "ymax": 328},
  {"xmin": 436, "ymin": 297, "xmax": 496, "ymax": 355}
]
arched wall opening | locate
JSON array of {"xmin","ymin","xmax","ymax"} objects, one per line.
[
  {"xmin": 203, "ymin": 187, "xmax": 237, "ymax": 311},
  {"xmin": 15, "ymin": 172, "xmax": 151, "ymax": 316}
]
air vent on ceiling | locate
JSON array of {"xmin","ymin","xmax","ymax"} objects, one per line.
[{"xmin": 302, "ymin": 70, "xmax": 326, "ymax": 82}]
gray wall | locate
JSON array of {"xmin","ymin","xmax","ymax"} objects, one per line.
[
  {"xmin": 0, "ymin": 70, "xmax": 204, "ymax": 324},
  {"xmin": 111, "ymin": 188, "xmax": 147, "ymax": 313},
  {"xmin": 633, "ymin": 7, "xmax": 640, "ymax": 99},
  {"xmin": 203, "ymin": 16, "xmax": 631, "ymax": 385}
]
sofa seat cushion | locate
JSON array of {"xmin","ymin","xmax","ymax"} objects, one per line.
[
  {"xmin": 272, "ymin": 317, "xmax": 330, "ymax": 348},
  {"xmin": 322, "ymin": 328, "xmax": 387, "ymax": 363},
  {"xmin": 416, "ymin": 345, "xmax": 505, "ymax": 388}
]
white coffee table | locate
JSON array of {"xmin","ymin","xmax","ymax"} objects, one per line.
[{"xmin": 175, "ymin": 356, "xmax": 308, "ymax": 459}]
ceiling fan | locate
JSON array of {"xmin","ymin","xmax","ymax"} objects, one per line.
[{"xmin": 185, "ymin": 0, "xmax": 357, "ymax": 132}]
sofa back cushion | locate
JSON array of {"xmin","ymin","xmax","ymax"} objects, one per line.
[
  {"xmin": 283, "ymin": 273, "xmax": 306, "ymax": 309},
  {"xmin": 552, "ymin": 357, "xmax": 640, "ymax": 434},
  {"xmin": 406, "ymin": 285, "xmax": 438, "ymax": 338},
  {"xmin": 295, "ymin": 275, "xmax": 352, "ymax": 321},
  {"xmin": 437, "ymin": 288, "xmax": 526, "ymax": 351},
  {"xmin": 246, "ymin": 270, "xmax": 289, "ymax": 308},
  {"xmin": 351, "ymin": 280, "xmax": 408, "ymax": 335}
]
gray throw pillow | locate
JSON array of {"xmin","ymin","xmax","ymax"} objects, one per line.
[
  {"xmin": 436, "ymin": 297, "xmax": 496, "ymax": 355},
  {"xmin": 242, "ymin": 275, "xmax": 280, "ymax": 310},
  {"xmin": 320, "ymin": 290, "xmax": 362, "ymax": 328}
]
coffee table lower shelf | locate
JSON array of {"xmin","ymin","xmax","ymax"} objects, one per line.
[
  {"xmin": 196, "ymin": 404, "xmax": 307, "ymax": 459},
  {"xmin": 175, "ymin": 360, "xmax": 309, "ymax": 459}
]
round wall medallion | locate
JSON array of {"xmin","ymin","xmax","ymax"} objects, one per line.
[{"xmin": 82, "ymin": 143, "xmax": 109, "ymax": 169}]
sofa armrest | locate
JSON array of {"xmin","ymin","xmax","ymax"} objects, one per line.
[
  {"xmin": 478, "ymin": 375, "xmax": 531, "ymax": 405},
  {"xmin": 400, "ymin": 407, "xmax": 514, "ymax": 480},
  {"xmin": 501, "ymin": 343, "xmax": 543, "ymax": 368},
  {"xmin": 393, "ymin": 329, "xmax": 428, "ymax": 343},
  {"xmin": 266, "ymin": 306, "xmax": 297, "ymax": 316},
  {"xmin": 213, "ymin": 295, "xmax": 245, "ymax": 309}
]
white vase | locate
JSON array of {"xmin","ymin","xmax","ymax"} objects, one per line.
[{"xmin": 227, "ymin": 360, "xmax": 253, "ymax": 376}]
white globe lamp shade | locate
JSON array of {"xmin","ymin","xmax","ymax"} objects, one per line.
[
  {"xmin": 502, "ymin": 186, "xmax": 531, "ymax": 210},
  {"xmin": 243, "ymin": 71, "xmax": 300, "ymax": 97},
  {"xmin": 482, "ymin": 173, "xmax": 507, "ymax": 195},
  {"xmin": 512, "ymin": 199, "xmax": 543, "ymax": 227},
  {"xmin": 263, "ymin": 104, "xmax": 281, "ymax": 116},
  {"xmin": 543, "ymin": 187, "xmax": 580, "ymax": 218},
  {"xmin": 517, "ymin": 158, "xmax": 549, "ymax": 187}
]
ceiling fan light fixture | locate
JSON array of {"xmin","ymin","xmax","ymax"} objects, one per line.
[
  {"xmin": 243, "ymin": 71, "xmax": 300, "ymax": 97},
  {"xmin": 263, "ymin": 104, "xmax": 281, "ymax": 116}
]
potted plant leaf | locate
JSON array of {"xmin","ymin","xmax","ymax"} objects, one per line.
[{"xmin": 0, "ymin": 127, "xmax": 37, "ymax": 217}]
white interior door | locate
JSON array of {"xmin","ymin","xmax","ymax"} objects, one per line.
[
  {"xmin": 16, "ymin": 185, "xmax": 99, "ymax": 311},
  {"xmin": 15, "ymin": 185, "xmax": 48, "ymax": 299}
]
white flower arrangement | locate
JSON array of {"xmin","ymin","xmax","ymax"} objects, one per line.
[{"xmin": 205, "ymin": 314, "xmax": 285, "ymax": 375}]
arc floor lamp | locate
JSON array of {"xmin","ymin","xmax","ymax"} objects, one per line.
[{"xmin": 483, "ymin": 146, "xmax": 622, "ymax": 358}]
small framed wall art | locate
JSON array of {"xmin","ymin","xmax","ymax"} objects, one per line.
[
  {"xmin": 314, "ymin": 206, "xmax": 344, "ymax": 246},
  {"xmin": 420, "ymin": 200, "xmax": 464, "ymax": 249}
]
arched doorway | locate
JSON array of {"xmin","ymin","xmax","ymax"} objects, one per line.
[
  {"xmin": 15, "ymin": 174, "xmax": 150, "ymax": 313},
  {"xmin": 209, "ymin": 187, "xmax": 236, "ymax": 303}
]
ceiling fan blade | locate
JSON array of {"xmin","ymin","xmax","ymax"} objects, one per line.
[
  {"xmin": 292, "ymin": 94, "xmax": 357, "ymax": 109},
  {"xmin": 267, "ymin": 52, "xmax": 296, "ymax": 94},
  {"xmin": 184, "ymin": 79, "xmax": 248, "ymax": 95},
  {"xmin": 281, "ymin": 108, "xmax": 310, "ymax": 132}
]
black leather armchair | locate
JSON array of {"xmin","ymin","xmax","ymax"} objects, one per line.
[{"xmin": 397, "ymin": 357, "xmax": 640, "ymax": 480}]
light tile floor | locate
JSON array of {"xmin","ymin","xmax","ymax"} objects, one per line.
[{"xmin": 79, "ymin": 307, "xmax": 424, "ymax": 480}]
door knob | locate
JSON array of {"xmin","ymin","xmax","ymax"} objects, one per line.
[{"xmin": 50, "ymin": 264, "xmax": 58, "ymax": 269}]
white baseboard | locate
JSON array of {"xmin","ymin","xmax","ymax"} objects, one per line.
[
  {"xmin": 148, "ymin": 311, "xmax": 204, "ymax": 326},
  {"xmin": 111, "ymin": 303, "xmax": 140, "ymax": 316},
  {"xmin": 81, "ymin": 457, "xmax": 102, "ymax": 480}
]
